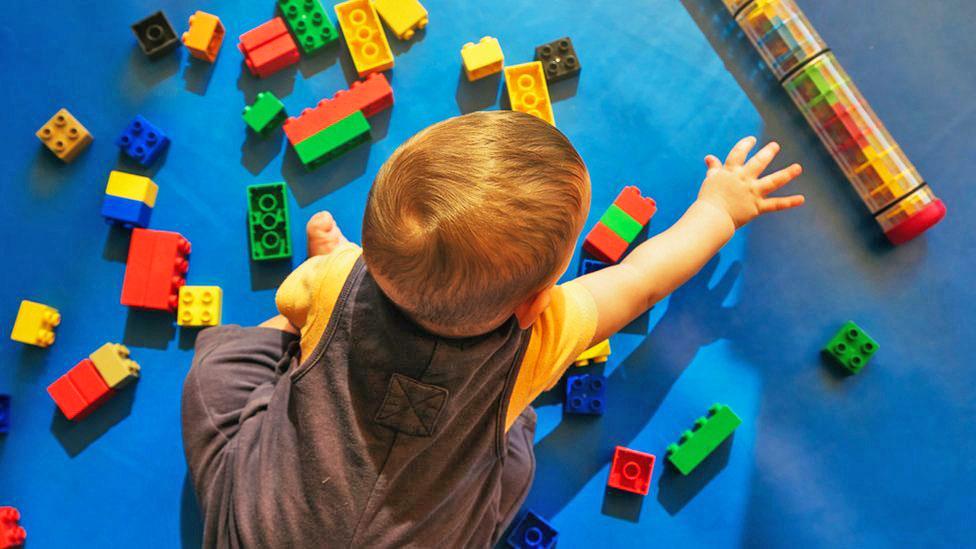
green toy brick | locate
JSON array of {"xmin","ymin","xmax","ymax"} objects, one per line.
[
  {"xmin": 247, "ymin": 182, "xmax": 292, "ymax": 261},
  {"xmin": 599, "ymin": 204, "xmax": 643, "ymax": 243},
  {"xmin": 666, "ymin": 403, "xmax": 742, "ymax": 475},
  {"xmin": 243, "ymin": 92, "xmax": 287, "ymax": 136},
  {"xmin": 823, "ymin": 321, "xmax": 878, "ymax": 374},
  {"xmin": 277, "ymin": 0, "xmax": 338, "ymax": 54},
  {"xmin": 293, "ymin": 111, "xmax": 370, "ymax": 170}
]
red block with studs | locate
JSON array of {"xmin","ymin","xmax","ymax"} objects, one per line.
[
  {"xmin": 0, "ymin": 506, "xmax": 26, "ymax": 549},
  {"xmin": 47, "ymin": 359, "xmax": 115, "ymax": 421},
  {"xmin": 582, "ymin": 222, "xmax": 629, "ymax": 263},
  {"xmin": 283, "ymin": 73, "xmax": 394, "ymax": 145},
  {"xmin": 613, "ymin": 186, "xmax": 657, "ymax": 225},
  {"xmin": 607, "ymin": 445, "xmax": 655, "ymax": 495},
  {"xmin": 121, "ymin": 228, "xmax": 191, "ymax": 312},
  {"xmin": 238, "ymin": 17, "xmax": 299, "ymax": 78}
]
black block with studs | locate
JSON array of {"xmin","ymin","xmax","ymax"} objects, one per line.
[
  {"xmin": 534, "ymin": 37, "xmax": 581, "ymax": 83},
  {"xmin": 131, "ymin": 11, "xmax": 180, "ymax": 59}
]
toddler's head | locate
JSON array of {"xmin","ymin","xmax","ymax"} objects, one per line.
[{"xmin": 363, "ymin": 111, "xmax": 590, "ymax": 336}]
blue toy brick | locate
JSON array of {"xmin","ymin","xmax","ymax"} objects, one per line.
[
  {"xmin": 0, "ymin": 394, "xmax": 9, "ymax": 434},
  {"xmin": 101, "ymin": 194, "xmax": 153, "ymax": 228},
  {"xmin": 564, "ymin": 373, "xmax": 606, "ymax": 415},
  {"xmin": 578, "ymin": 258, "xmax": 610, "ymax": 276},
  {"xmin": 116, "ymin": 115, "xmax": 170, "ymax": 166},
  {"xmin": 507, "ymin": 510, "xmax": 558, "ymax": 549}
]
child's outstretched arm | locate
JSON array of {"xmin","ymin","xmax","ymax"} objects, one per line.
[{"xmin": 577, "ymin": 136, "xmax": 804, "ymax": 345}]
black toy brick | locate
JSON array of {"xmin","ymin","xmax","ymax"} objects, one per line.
[
  {"xmin": 534, "ymin": 37, "xmax": 581, "ymax": 83},
  {"xmin": 131, "ymin": 11, "xmax": 180, "ymax": 59}
]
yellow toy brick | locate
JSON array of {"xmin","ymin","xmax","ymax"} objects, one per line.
[
  {"xmin": 89, "ymin": 343, "xmax": 140, "ymax": 389},
  {"xmin": 461, "ymin": 36, "xmax": 503, "ymax": 81},
  {"xmin": 574, "ymin": 339, "xmax": 611, "ymax": 367},
  {"xmin": 178, "ymin": 286, "xmax": 223, "ymax": 327},
  {"xmin": 10, "ymin": 300, "xmax": 61, "ymax": 348},
  {"xmin": 105, "ymin": 170, "xmax": 158, "ymax": 207},
  {"xmin": 35, "ymin": 108, "xmax": 93, "ymax": 162},
  {"xmin": 504, "ymin": 62, "xmax": 555, "ymax": 126},
  {"xmin": 372, "ymin": 0, "xmax": 428, "ymax": 40},
  {"xmin": 182, "ymin": 11, "xmax": 225, "ymax": 63},
  {"xmin": 335, "ymin": 0, "xmax": 394, "ymax": 76}
]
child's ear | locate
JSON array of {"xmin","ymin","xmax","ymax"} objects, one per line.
[{"xmin": 513, "ymin": 288, "xmax": 554, "ymax": 330}]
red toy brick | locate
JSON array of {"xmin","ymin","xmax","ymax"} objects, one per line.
[
  {"xmin": 612, "ymin": 186, "xmax": 657, "ymax": 225},
  {"xmin": 238, "ymin": 17, "xmax": 299, "ymax": 78},
  {"xmin": 47, "ymin": 359, "xmax": 115, "ymax": 421},
  {"xmin": 121, "ymin": 228, "xmax": 191, "ymax": 312},
  {"xmin": 0, "ymin": 506, "xmax": 26, "ymax": 549},
  {"xmin": 607, "ymin": 445, "xmax": 655, "ymax": 495},
  {"xmin": 46, "ymin": 374, "xmax": 89, "ymax": 421},
  {"xmin": 283, "ymin": 73, "xmax": 394, "ymax": 145},
  {"xmin": 583, "ymin": 222, "xmax": 630, "ymax": 263}
]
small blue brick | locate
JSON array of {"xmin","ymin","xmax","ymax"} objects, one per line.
[
  {"xmin": 507, "ymin": 510, "xmax": 558, "ymax": 549},
  {"xmin": 564, "ymin": 373, "xmax": 605, "ymax": 415},
  {"xmin": 578, "ymin": 258, "xmax": 610, "ymax": 276},
  {"xmin": 116, "ymin": 115, "xmax": 170, "ymax": 166},
  {"xmin": 101, "ymin": 194, "xmax": 153, "ymax": 228},
  {"xmin": 0, "ymin": 394, "xmax": 10, "ymax": 434}
]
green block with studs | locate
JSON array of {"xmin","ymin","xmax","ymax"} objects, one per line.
[
  {"xmin": 277, "ymin": 0, "xmax": 338, "ymax": 54},
  {"xmin": 247, "ymin": 182, "xmax": 292, "ymax": 261},
  {"xmin": 823, "ymin": 320, "xmax": 878, "ymax": 374},
  {"xmin": 293, "ymin": 111, "xmax": 370, "ymax": 170},
  {"xmin": 243, "ymin": 92, "xmax": 287, "ymax": 136},
  {"xmin": 666, "ymin": 403, "xmax": 742, "ymax": 475}
]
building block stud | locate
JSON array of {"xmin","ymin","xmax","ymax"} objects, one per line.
[
  {"xmin": 47, "ymin": 359, "xmax": 114, "ymax": 421},
  {"xmin": 293, "ymin": 111, "xmax": 371, "ymax": 170},
  {"xmin": 243, "ymin": 92, "xmax": 287, "ymax": 136},
  {"xmin": 574, "ymin": 339, "xmax": 610, "ymax": 367},
  {"xmin": 239, "ymin": 17, "xmax": 300, "ymax": 78},
  {"xmin": 89, "ymin": 343, "xmax": 141, "ymax": 390},
  {"xmin": 0, "ymin": 507, "xmax": 26, "ymax": 549},
  {"xmin": 282, "ymin": 72, "xmax": 392, "ymax": 145},
  {"xmin": 506, "ymin": 510, "xmax": 557, "ymax": 549},
  {"xmin": 121, "ymin": 228, "xmax": 191, "ymax": 312},
  {"xmin": 10, "ymin": 300, "xmax": 60, "ymax": 348},
  {"xmin": 504, "ymin": 62, "xmax": 555, "ymax": 126},
  {"xmin": 278, "ymin": 0, "xmax": 338, "ymax": 54},
  {"xmin": 534, "ymin": 37, "xmax": 581, "ymax": 83},
  {"xmin": 372, "ymin": 0, "xmax": 428, "ymax": 40},
  {"xmin": 564, "ymin": 373, "xmax": 606, "ymax": 415},
  {"xmin": 608, "ymin": 446, "xmax": 655, "ymax": 495},
  {"xmin": 178, "ymin": 286, "xmax": 223, "ymax": 327},
  {"xmin": 116, "ymin": 115, "xmax": 170, "ymax": 167},
  {"xmin": 0, "ymin": 395, "xmax": 9, "ymax": 434},
  {"xmin": 461, "ymin": 36, "xmax": 504, "ymax": 82},
  {"xmin": 247, "ymin": 183, "xmax": 292, "ymax": 261},
  {"xmin": 182, "ymin": 11, "xmax": 225, "ymax": 62},
  {"xmin": 823, "ymin": 321, "xmax": 878, "ymax": 374},
  {"xmin": 131, "ymin": 11, "xmax": 180, "ymax": 59},
  {"xmin": 666, "ymin": 403, "xmax": 742, "ymax": 475},
  {"xmin": 35, "ymin": 108, "xmax": 93, "ymax": 162},
  {"xmin": 334, "ymin": 0, "xmax": 394, "ymax": 77},
  {"xmin": 100, "ymin": 195, "xmax": 153, "ymax": 228}
]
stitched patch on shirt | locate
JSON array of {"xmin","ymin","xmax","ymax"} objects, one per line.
[{"xmin": 374, "ymin": 373, "xmax": 449, "ymax": 437}]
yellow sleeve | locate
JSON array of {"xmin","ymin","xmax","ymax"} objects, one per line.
[
  {"xmin": 275, "ymin": 241, "xmax": 363, "ymax": 358},
  {"xmin": 505, "ymin": 281, "xmax": 598, "ymax": 431}
]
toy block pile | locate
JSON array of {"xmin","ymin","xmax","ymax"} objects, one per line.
[
  {"xmin": 101, "ymin": 171, "xmax": 158, "ymax": 228},
  {"xmin": 0, "ymin": 507, "xmax": 26, "ymax": 549},
  {"xmin": 47, "ymin": 343, "xmax": 140, "ymax": 421}
]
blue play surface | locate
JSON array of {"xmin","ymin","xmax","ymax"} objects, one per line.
[{"xmin": 2, "ymin": 0, "xmax": 975, "ymax": 547}]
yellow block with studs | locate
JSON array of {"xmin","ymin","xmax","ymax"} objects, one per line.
[
  {"xmin": 504, "ymin": 61, "xmax": 555, "ymax": 126},
  {"xmin": 460, "ymin": 36, "xmax": 503, "ymax": 81},
  {"xmin": 89, "ymin": 343, "xmax": 141, "ymax": 389},
  {"xmin": 574, "ymin": 339, "xmax": 611, "ymax": 367},
  {"xmin": 178, "ymin": 286, "xmax": 223, "ymax": 327},
  {"xmin": 105, "ymin": 170, "xmax": 158, "ymax": 207},
  {"xmin": 372, "ymin": 0, "xmax": 428, "ymax": 40},
  {"xmin": 35, "ymin": 108, "xmax": 93, "ymax": 162},
  {"xmin": 10, "ymin": 300, "xmax": 61, "ymax": 347}
]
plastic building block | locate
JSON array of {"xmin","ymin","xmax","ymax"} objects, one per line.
[
  {"xmin": 88, "ymin": 343, "xmax": 140, "ymax": 389},
  {"xmin": 182, "ymin": 11, "xmax": 225, "ymax": 62},
  {"xmin": 461, "ymin": 37, "xmax": 504, "ymax": 81},
  {"xmin": 0, "ymin": 395, "xmax": 9, "ymax": 434},
  {"xmin": 132, "ymin": 11, "xmax": 180, "ymax": 59},
  {"xmin": 573, "ymin": 339, "xmax": 610, "ymax": 367},
  {"xmin": 293, "ymin": 111, "xmax": 371, "ymax": 170},
  {"xmin": 578, "ymin": 258, "xmax": 609, "ymax": 276},
  {"xmin": 239, "ymin": 18, "xmax": 300, "ymax": 78},
  {"xmin": 608, "ymin": 446, "xmax": 655, "ymax": 495},
  {"xmin": 47, "ymin": 359, "xmax": 114, "ymax": 421},
  {"xmin": 564, "ymin": 373, "xmax": 605, "ymax": 415},
  {"xmin": 0, "ymin": 507, "xmax": 25, "ymax": 549},
  {"xmin": 583, "ymin": 186, "xmax": 657, "ymax": 263},
  {"xmin": 116, "ymin": 115, "xmax": 170, "ymax": 167},
  {"xmin": 121, "ymin": 228, "xmax": 191, "ymax": 312},
  {"xmin": 666, "ymin": 403, "xmax": 742, "ymax": 475},
  {"xmin": 534, "ymin": 37, "xmax": 581, "ymax": 83},
  {"xmin": 613, "ymin": 186, "xmax": 657, "ymax": 225},
  {"xmin": 334, "ymin": 0, "xmax": 394, "ymax": 77},
  {"xmin": 178, "ymin": 286, "xmax": 223, "ymax": 327},
  {"xmin": 247, "ymin": 183, "xmax": 292, "ymax": 261},
  {"xmin": 105, "ymin": 170, "xmax": 158, "ymax": 206},
  {"xmin": 582, "ymin": 222, "xmax": 629, "ymax": 264},
  {"xmin": 243, "ymin": 92, "xmax": 287, "ymax": 136},
  {"xmin": 823, "ymin": 320, "xmax": 878, "ymax": 374},
  {"xmin": 504, "ymin": 62, "xmax": 555, "ymax": 126},
  {"xmin": 278, "ymin": 0, "xmax": 338, "ymax": 54},
  {"xmin": 100, "ymin": 195, "xmax": 153, "ymax": 228},
  {"xmin": 372, "ymin": 0, "xmax": 428, "ymax": 40},
  {"xmin": 283, "ymin": 72, "xmax": 393, "ymax": 145},
  {"xmin": 35, "ymin": 108, "xmax": 93, "ymax": 162},
  {"xmin": 10, "ymin": 300, "xmax": 60, "ymax": 348},
  {"xmin": 506, "ymin": 510, "xmax": 557, "ymax": 549},
  {"xmin": 600, "ymin": 204, "xmax": 644, "ymax": 242}
]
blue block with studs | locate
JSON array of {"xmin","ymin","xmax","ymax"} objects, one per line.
[
  {"xmin": 116, "ymin": 115, "xmax": 170, "ymax": 166},
  {"xmin": 506, "ymin": 510, "xmax": 558, "ymax": 549},
  {"xmin": 564, "ymin": 373, "xmax": 606, "ymax": 415},
  {"xmin": 100, "ymin": 194, "xmax": 153, "ymax": 228}
]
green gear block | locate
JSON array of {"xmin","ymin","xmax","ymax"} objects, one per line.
[
  {"xmin": 823, "ymin": 320, "xmax": 878, "ymax": 374},
  {"xmin": 666, "ymin": 403, "xmax": 742, "ymax": 475},
  {"xmin": 293, "ymin": 111, "xmax": 370, "ymax": 170},
  {"xmin": 243, "ymin": 92, "xmax": 287, "ymax": 136},
  {"xmin": 247, "ymin": 182, "xmax": 292, "ymax": 261},
  {"xmin": 278, "ymin": 0, "xmax": 338, "ymax": 54},
  {"xmin": 599, "ymin": 204, "xmax": 643, "ymax": 243}
]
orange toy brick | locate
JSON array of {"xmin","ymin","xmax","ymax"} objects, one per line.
[
  {"xmin": 282, "ymin": 72, "xmax": 393, "ymax": 145},
  {"xmin": 35, "ymin": 108, "xmax": 93, "ymax": 162},
  {"xmin": 582, "ymin": 222, "xmax": 629, "ymax": 263},
  {"xmin": 47, "ymin": 359, "xmax": 115, "ymax": 421},
  {"xmin": 121, "ymin": 228, "xmax": 191, "ymax": 313},
  {"xmin": 0, "ymin": 506, "xmax": 26, "ymax": 549},
  {"xmin": 182, "ymin": 11, "xmax": 225, "ymax": 62},
  {"xmin": 239, "ymin": 17, "xmax": 300, "ymax": 78},
  {"xmin": 334, "ymin": 0, "xmax": 394, "ymax": 76}
]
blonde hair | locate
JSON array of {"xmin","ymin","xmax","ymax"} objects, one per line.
[{"xmin": 362, "ymin": 111, "xmax": 589, "ymax": 330}]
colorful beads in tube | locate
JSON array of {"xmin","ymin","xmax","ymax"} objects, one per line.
[{"xmin": 722, "ymin": 0, "xmax": 945, "ymax": 245}]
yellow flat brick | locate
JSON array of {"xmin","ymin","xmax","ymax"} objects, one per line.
[
  {"xmin": 35, "ymin": 108, "xmax": 93, "ymax": 162},
  {"xmin": 335, "ymin": 0, "xmax": 394, "ymax": 76},
  {"xmin": 178, "ymin": 286, "xmax": 223, "ymax": 327},
  {"xmin": 105, "ymin": 170, "xmax": 158, "ymax": 207},
  {"xmin": 504, "ymin": 62, "xmax": 555, "ymax": 126},
  {"xmin": 89, "ymin": 343, "xmax": 140, "ymax": 389},
  {"xmin": 372, "ymin": 0, "xmax": 428, "ymax": 40},
  {"xmin": 182, "ymin": 11, "xmax": 225, "ymax": 62},
  {"xmin": 461, "ymin": 36, "xmax": 503, "ymax": 81},
  {"xmin": 574, "ymin": 339, "xmax": 611, "ymax": 367},
  {"xmin": 10, "ymin": 300, "xmax": 60, "ymax": 348}
]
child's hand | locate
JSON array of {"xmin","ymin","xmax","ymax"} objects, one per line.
[{"xmin": 699, "ymin": 136, "xmax": 805, "ymax": 229}]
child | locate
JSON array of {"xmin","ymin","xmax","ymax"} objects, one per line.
[{"xmin": 182, "ymin": 111, "xmax": 802, "ymax": 547}]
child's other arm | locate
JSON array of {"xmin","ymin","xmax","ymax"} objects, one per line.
[{"xmin": 577, "ymin": 137, "xmax": 804, "ymax": 345}]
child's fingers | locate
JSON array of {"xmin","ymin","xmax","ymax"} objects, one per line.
[
  {"xmin": 757, "ymin": 163, "xmax": 803, "ymax": 194},
  {"xmin": 725, "ymin": 136, "xmax": 757, "ymax": 168},
  {"xmin": 759, "ymin": 194, "xmax": 805, "ymax": 213},
  {"xmin": 744, "ymin": 141, "xmax": 780, "ymax": 176},
  {"xmin": 704, "ymin": 154, "xmax": 722, "ymax": 172}
]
